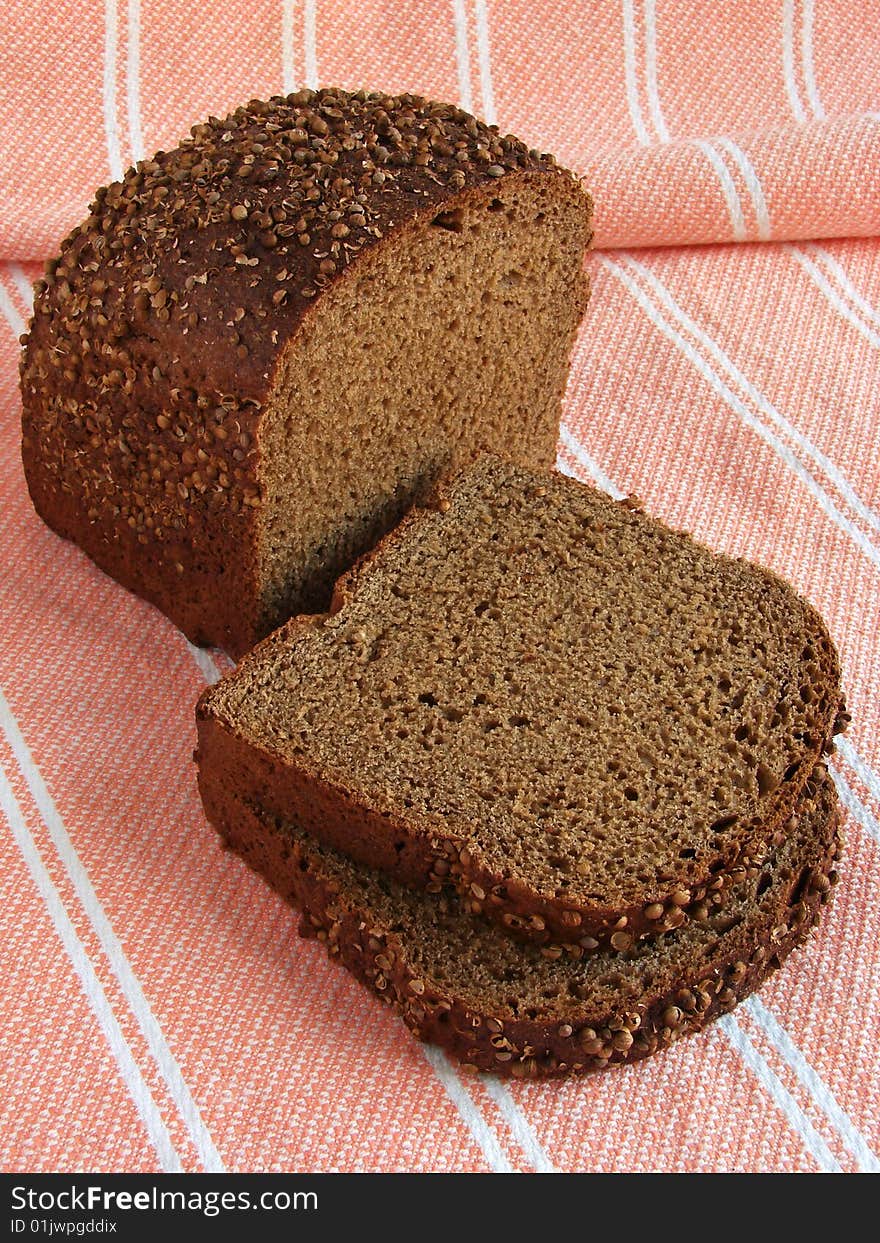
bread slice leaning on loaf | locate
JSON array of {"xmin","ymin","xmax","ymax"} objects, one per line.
[
  {"xmin": 200, "ymin": 762, "xmax": 840, "ymax": 1079},
  {"xmin": 197, "ymin": 456, "xmax": 846, "ymax": 949},
  {"xmin": 20, "ymin": 88, "xmax": 591, "ymax": 658}
]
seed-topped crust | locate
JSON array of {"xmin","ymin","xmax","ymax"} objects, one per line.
[
  {"xmin": 20, "ymin": 88, "xmax": 585, "ymax": 655},
  {"xmin": 200, "ymin": 763, "xmax": 840, "ymax": 1079}
]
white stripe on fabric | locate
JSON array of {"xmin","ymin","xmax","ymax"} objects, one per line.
[
  {"xmin": 189, "ymin": 642, "xmax": 224, "ymax": 686},
  {"xmin": 635, "ymin": 6, "xmax": 769, "ymax": 249},
  {"xmin": 636, "ymin": 6, "xmax": 763, "ymax": 251},
  {"xmin": 281, "ymin": 1, "xmax": 297, "ymax": 94},
  {"xmin": 482, "ymin": 1078, "xmax": 558, "ymax": 1172},
  {"xmin": 714, "ymin": 138, "xmax": 772, "ymax": 240},
  {"xmin": 621, "ymin": 0, "xmax": 651, "ymax": 145},
  {"xmin": 804, "ymin": 244, "xmax": 880, "ymax": 330},
  {"xmin": 642, "ymin": 0, "xmax": 669, "ymax": 142},
  {"xmin": 0, "ymin": 278, "xmax": 25, "ymax": 339},
  {"xmin": 616, "ymin": 253, "xmax": 880, "ymax": 546},
  {"xmin": 303, "ymin": 0, "xmax": 318, "ymax": 90},
  {"xmin": 8, "ymin": 263, "xmax": 35, "ymax": 315},
  {"xmin": 0, "ymin": 761, "xmax": 182, "ymax": 1171},
  {"xmin": 422, "ymin": 1047, "xmax": 514, "ymax": 1171},
  {"xmin": 835, "ymin": 737, "xmax": 880, "ymax": 809},
  {"xmin": 744, "ymin": 997, "xmax": 880, "ymax": 1171},
  {"xmin": 126, "ymin": 0, "xmax": 144, "ymax": 163},
  {"xmin": 782, "ymin": 0, "xmax": 807, "ymax": 123},
  {"xmin": 103, "ymin": 0, "xmax": 124, "ymax": 180},
  {"xmin": 800, "ymin": 0, "xmax": 825, "ymax": 121},
  {"xmin": 602, "ymin": 256, "xmax": 880, "ymax": 569},
  {"xmin": 473, "ymin": 0, "xmax": 497, "ymax": 126},
  {"xmin": 787, "ymin": 246, "xmax": 880, "ymax": 350},
  {"xmin": 831, "ymin": 766, "xmax": 880, "ymax": 848},
  {"xmin": 692, "ymin": 141, "xmax": 748, "ymax": 241},
  {"xmin": 556, "ymin": 427, "xmax": 625, "ymax": 499},
  {"xmin": 0, "ymin": 687, "xmax": 226, "ymax": 1172},
  {"xmin": 719, "ymin": 1016, "xmax": 842, "ymax": 1171},
  {"xmin": 452, "ymin": 0, "xmax": 473, "ymax": 114}
]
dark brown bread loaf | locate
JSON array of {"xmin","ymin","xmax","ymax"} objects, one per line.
[
  {"xmin": 200, "ymin": 761, "xmax": 840, "ymax": 1079},
  {"xmin": 19, "ymin": 89, "xmax": 591, "ymax": 658},
  {"xmin": 197, "ymin": 457, "xmax": 846, "ymax": 948}
]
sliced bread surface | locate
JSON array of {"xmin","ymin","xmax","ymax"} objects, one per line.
[
  {"xmin": 201, "ymin": 764, "xmax": 839, "ymax": 1078},
  {"xmin": 197, "ymin": 457, "xmax": 845, "ymax": 946}
]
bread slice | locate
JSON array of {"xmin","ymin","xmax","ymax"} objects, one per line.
[
  {"xmin": 200, "ymin": 762, "xmax": 840, "ymax": 1078},
  {"xmin": 197, "ymin": 457, "xmax": 845, "ymax": 947},
  {"xmin": 20, "ymin": 88, "xmax": 591, "ymax": 658}
]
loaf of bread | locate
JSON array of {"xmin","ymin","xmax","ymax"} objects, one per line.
[
  {"xmin": 197, "ymin": 456, "xmax": 845, "ymax": 949},
  {"xmin": 200, "ymin": 755, "xmax": 839, "ymax": 1079},
  {"xmin": 20, "ymin": 89, "xmax": 591, "ymax": 657}
]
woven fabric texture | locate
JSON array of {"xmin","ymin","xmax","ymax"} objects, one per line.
[{"xmin": 0, "ymin": 1, "xmax": 878, "ymax": 1173}]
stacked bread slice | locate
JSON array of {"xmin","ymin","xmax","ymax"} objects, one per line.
[{"xmin": 197, "ymin": 457, "xmax": 845, "ymax": 1078}]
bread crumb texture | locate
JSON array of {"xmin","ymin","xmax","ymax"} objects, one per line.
[{"xmin": 199, "ymin": 456, "xmax": 844, "ymax": 946}]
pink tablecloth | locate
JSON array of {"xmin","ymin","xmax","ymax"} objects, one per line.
[{"xmin": 1, "ymin": 1, "xmax": 878, "ymax": 1172}]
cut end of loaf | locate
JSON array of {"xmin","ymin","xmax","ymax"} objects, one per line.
[{"xmin": 256, "ymin": 168, "xmax": 591, "ymax": 640}]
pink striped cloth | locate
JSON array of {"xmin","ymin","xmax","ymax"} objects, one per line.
[{"xmin": 1, "ymin": 1, "xmax": 878, "ymax": 1173}]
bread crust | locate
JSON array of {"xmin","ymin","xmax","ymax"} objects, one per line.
[
  {"xmin": 200, "ymin": 764, "xmax": 840, "ymax": 1080},
  {"xmin": 196, "ymin": 459, "xmax": 846, "ymax": 948},
  {"xmin": 20, "ymin": 88, "xmax": 589, "ymax": 657}
]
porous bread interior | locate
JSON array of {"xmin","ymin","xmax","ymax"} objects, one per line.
[
  {"xmin": 217, "ymin": 457, "xmax": 839, "ymax": 911},
  {"xmin": 238, "ymin": 773, "xmax": 836, "ymax": 1024},
  {"xmin": 256, "ymin": 172, "xmax": 589, "ymax": 634}
]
